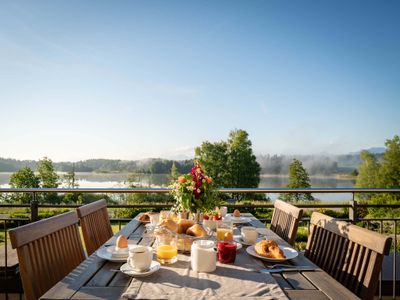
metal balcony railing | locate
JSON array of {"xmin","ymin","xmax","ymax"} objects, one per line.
[{"xmin": 0, "ymin": 187, "xmax": 399, "ymax": 299}]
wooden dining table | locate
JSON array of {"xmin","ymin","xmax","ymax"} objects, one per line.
[{"xmin": 40, "ymin": 213, "xmax": 360, "ymax": 300}]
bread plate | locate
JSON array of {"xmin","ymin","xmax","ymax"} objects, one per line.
[
  {"xmin": 246, "ymin": 245, "xmax": 298, "ymax": 262},
  {"xmin": 96, "ymin": 246, "xmax": 129, "ymax": 262},
  {"xmin": 225, "ymin": 214, "xmax": 251, "ymax": 224}
]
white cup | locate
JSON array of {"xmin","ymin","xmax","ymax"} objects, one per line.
[
  {"xmin": 241, "ymin": 226, "xmax": 258, "ymax": 244},
  {"xmin": 220, "ymin": 206, "xmax": 227, "ymax": 217},
  {"xmin": 127, "ymin": 246, "xmax": 153, "ymax": 271}
]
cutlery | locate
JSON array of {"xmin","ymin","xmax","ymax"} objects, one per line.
[
  {"xmin": 110, "ymin": 269, "xmax": 123, "ymax": 273},
  {"xmin": 259, "ymin": 266, "xmax": 316, "ymax": 273},
  {"xmin": 265, "ymin": 263, "xmax": 298, "ymax": 269}
]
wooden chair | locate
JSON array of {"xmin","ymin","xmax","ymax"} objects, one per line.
[
  {"xmin": 9, "ymin": 211, "xmax": 85, "ymax": 300},
  {"xmin": 76, "ymin": 199, "xmax": 113, "ymax": 256},
  {"xmin": 270, "ymin": 200, "xmax": 303, "ymax": 245},
  {"xmin": 305, "ymin": 212, "xmax": 392, "ymax": 300}
]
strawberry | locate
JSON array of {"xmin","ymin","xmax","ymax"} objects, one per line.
[
  {"xmin": 213, "ymin": 215, "xmax": 222, "ymax": 221},
  {"xmin": 203, "ymin": 214, "xmax": 209, "ymax": 220}
]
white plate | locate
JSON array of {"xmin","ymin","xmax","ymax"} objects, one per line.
[
  {"xmin": 225, "ymin": 215, "xmax": 251, "ymax": 224},
  {"xmin": 97, "ymin": 244, "xmax": 139, "ymax": 262},
  {"xmin": 120, "ymin": 261, "xmax": 160, "ymax": 277},
  {"xmin": 246, "ymin": 245, "xmax": 298, "ymax": 262},
  {"xmin": 106, "ymin": 246, "xmax": 129, "ymax": 257},
  {"xmin": 97, "ymin": 246, "xmax": 128, "ymax": 262}
]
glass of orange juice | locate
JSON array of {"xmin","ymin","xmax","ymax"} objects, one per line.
[
  {"xmin": 216, "ymin": 220, "xmax": 233, "ymax": 241},
  {"xmin": 155, "ymin": 227, "xmax": 178, "ymax": 264}
]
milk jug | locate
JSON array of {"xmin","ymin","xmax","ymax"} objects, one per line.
[{"xmin": 191, "ymin": 240, "xmax": 217, "ymax": 272}]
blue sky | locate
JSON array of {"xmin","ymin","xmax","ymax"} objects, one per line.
[{"xmin": 0, "ymin": 1, "xmax": 399, "ymax": 161}]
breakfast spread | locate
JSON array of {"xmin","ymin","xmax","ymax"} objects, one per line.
[
  {"xmin": 154, "ymin": 214, "xmax": 209, "ymax": 252},
  {"xmin": 254, "ymin": 240, "xmax": 286, "ymax": 259}
]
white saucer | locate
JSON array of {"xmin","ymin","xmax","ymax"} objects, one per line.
[
  {"xmin": 246, "ymin": 245, "xmax": 298, "ymax": 262},
  {"xmin": 120, "ymin": 261, "xmax": 160, "ymax": 277}
]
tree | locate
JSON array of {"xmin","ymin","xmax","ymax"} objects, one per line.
[
  {"xmin": 126, "ymin": 172, "xmax": 140, "ymax": 188},
  {"xmin": 9, "ymin": 167, "xmax": 40, "ymax": 203},
  {"xmin": 195, "ymin": 141, "xmax": 228, "ymax": 187},
  {"xmin": 62, "ymin": 164, "xmax": 81, "ymax": 203},
  {"xmin": 379, "ymin": 135, "xmax": 400, "ymax": 189},
  {"xmin": 170, "ymin": 162, "xmax": 179, "ymax": 180},
  {"xmin": 281, "ymin": 159, "xmax": 314, "ymax": 202},
  {"xmin": 37, "ymin": 157, "xmax": 59, "ymax": 203},
  {"xmin": 363, "ymin": 135, "xmax": 400, "ymax": 218},
  {"xmin": 226, "ymin": 129, "xmax": 261, "ymax": 189},
  {"xmin": 195, "ymin": 129, "xmax": 262, "ymax": 200},
  {"xmin": 355, "ymin": 150, "xmax": 380, "ymax": 200}
]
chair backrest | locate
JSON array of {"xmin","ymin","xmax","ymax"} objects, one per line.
[
  {"xmin": 9, "ymin": 211, "xmax": 85, "ymax": 300},
  {"xmin": 76, "ymin": 199, "xmax": 113, "ymax": 256},
  {"xmin": 305, "ymin": 212, "xmax": 392, "ymax": 300},
  {"xmin": 270, "ymin": 200, "xmax": 303, "ymax": 245}
]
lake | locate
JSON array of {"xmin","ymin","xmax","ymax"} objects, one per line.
[{"xmin": 0, "ymin": 172, "xmax": 355, "ymax": 202}]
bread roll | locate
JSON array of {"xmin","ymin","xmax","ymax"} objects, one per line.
[
  {"xmin": 177, "ymin": 219, "xmax": 195, "ymax": 234},
  {"xmin": 186, "ymin": 224, "xmax": 207, "ymax": 237},
  {"xmin": 255, "ymin": 240, "xmax": 285, "ymax": 259},
  {"xmin": 139, "ymin": 213, "xmax": 150, "ymax": 222},
  {"xmin": 233, "ymin": 209, "xmax": 241, "ymax": 217},
  {"xmin": 159, "ymin": 219, "xmax": 178, "ymax": 232}
]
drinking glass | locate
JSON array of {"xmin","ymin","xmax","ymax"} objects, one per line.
[
  {"xmin": 216, "ymin": 220, "xmax": 233, "ymax": 241},
  {"xmin": 159, "ymin": 210, "xmax": 171, "ymax": 222},
  {"xmin": 220, "ymin": 206, "xmax": 228, "ymax": 217},
  {"xmin": 155, "ymin": 227, "xmax": 178, "ymax": 264},
  {"xmin": 217, "ymin": 241, "xmax": 237, "ymax": 264},
  {"xmin": 149, "ymin": 213, "xmax": 160, "ymax": 225}
]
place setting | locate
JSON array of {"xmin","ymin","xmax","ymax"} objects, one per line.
[
  {"xmin": 224, "ymin": 209, "xmax": 252, "ymax": 224},
  {"xmin": 96, "ymin": 235, "xmax": 136, "ymax": 262}
]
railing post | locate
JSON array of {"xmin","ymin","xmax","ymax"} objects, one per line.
[
  {"xmin": 349, "ymin": 192, "xmax": 357, "ymax": 223},
  {"xmin": 30, "ymin": 192, "xmax": 39, "ymax": 222}
]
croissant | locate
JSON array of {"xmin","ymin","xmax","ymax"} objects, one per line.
[{"xmin": 255, "ymin": 240, "xmax": 286, "ymax": 259}]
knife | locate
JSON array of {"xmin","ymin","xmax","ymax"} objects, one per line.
[{"xmin": 259, "ymin": 266, "xmax": 316, "ymax": 273}]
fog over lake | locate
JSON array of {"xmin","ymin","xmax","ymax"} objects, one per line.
[{"xmin": 0, "ymin": 172, "xmax": 355, "ymax": 202}]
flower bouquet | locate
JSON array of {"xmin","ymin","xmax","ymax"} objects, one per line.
[{"xmin": 170, "ymin": 162, "xmax": 218, "ymax": 214}]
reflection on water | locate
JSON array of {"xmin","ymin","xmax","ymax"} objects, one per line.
[{"xmin": 0, "ymin": 172, "xmax": 355, "ymax": 202}]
